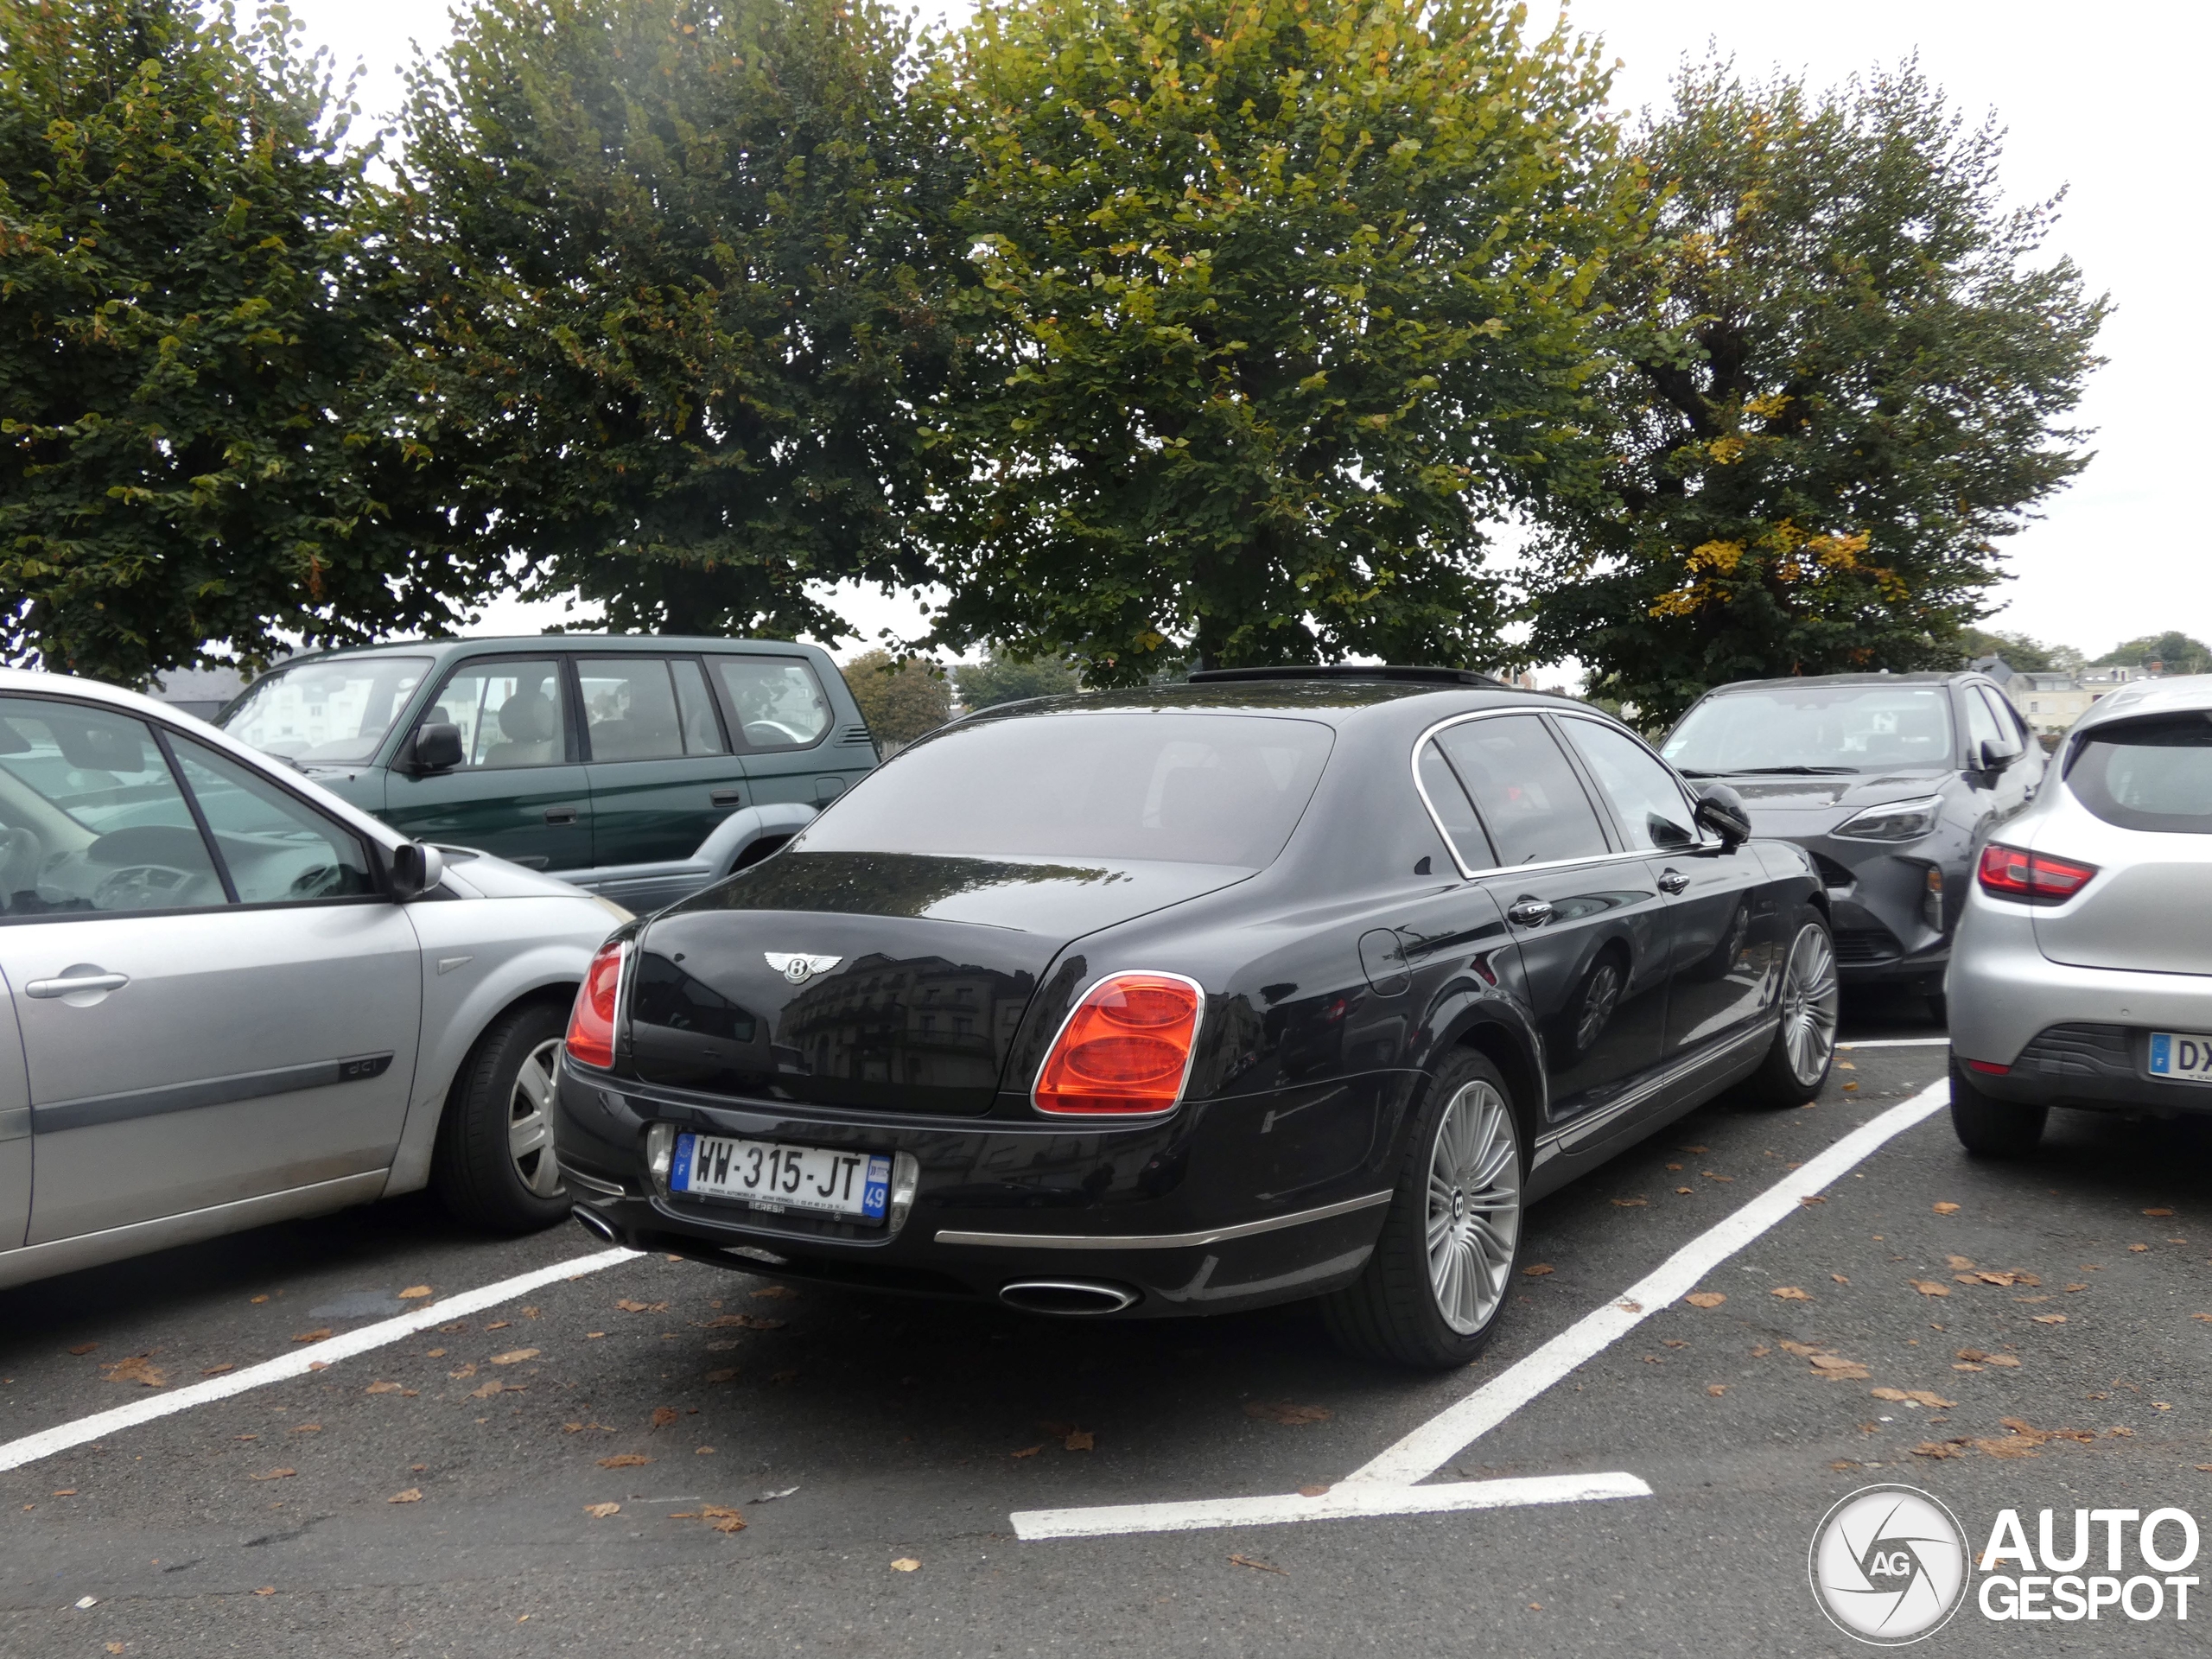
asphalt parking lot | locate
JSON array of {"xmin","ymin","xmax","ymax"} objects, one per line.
[{"xmin": 7, "ymin": 992, "xmax": 2211, "ymax": 1657}]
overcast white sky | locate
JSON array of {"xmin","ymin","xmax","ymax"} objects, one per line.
[{"xmin": 288, "ymin": 0, "xmax": 2209, "ymax": 667}]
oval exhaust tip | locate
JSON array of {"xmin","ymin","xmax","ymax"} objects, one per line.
[
  {"xmin": 998, "ymin": 1279, "xmax": 1140, "ymax": 1316},
  {"xmin": 570, "ymin": 1205, "xmax": 621, "ymax": 1245}
]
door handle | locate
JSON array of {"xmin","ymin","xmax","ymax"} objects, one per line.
[
  {"xmin": 1505, "ymin": 897, "xmax": 1554, "ymax": 928},
  {"xmin": 709, "ymin": 787, "xmax": 744, "ymax": 806},
  {"xmin": 1657, "ymin": 868, "xmax": 1691, "ymax": 895},
  {"xmin": 27, "ymin": 970, "xmax": 129, "ymax": 999},
  {"xmin": 543, "ymin": 806, "xmax": 579, "ymax": 825}
]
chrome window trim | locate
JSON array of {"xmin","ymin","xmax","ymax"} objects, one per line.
[
  {"xmin": 1534, "ymin": 1016, "xmax": 1779, "ymax": 1150},
  {"xmin": 935, "ymin": 1188, "xmax": 1390, "ymax": 1250},
  {"xmin": 1546, "ymin": 708, "xmax": 1713, "ymax": 856}
]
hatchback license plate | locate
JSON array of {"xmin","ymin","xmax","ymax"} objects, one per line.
[
  {"xmin": 2147, "ymin": 1032, "xmax": 2212, "ymax": 1083},
  {"xmin": 671, "ymin": 1132, "xmax": 890, "ymax": 1223}
]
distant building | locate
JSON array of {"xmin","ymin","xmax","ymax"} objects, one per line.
[{"xmin": 2010, "ymin": 672, "xmax": 2098, "ymax": 737}]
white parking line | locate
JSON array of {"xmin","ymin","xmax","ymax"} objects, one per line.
[
  {"xmin": 0, "ymin": 1246, "xmax": 640, "ymax": 1474},
  {"xmin": 1012, "ymin": 1471, "xmax": 1653, "ymax": 1541},
  {"xmin": 1014, "ymin": 1076, "xmax": 1952, "ymax": 1539},
  {"xmin": 1838, "ymin": 1038, "xmax": 1950, "ymax": 1049}
]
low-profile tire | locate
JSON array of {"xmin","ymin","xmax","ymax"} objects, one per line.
[
  {"xmin": 1948, "ymin": 1059, "xmax": 2047, "ymax": 1156},
  {"xmin": 1322, "ymin": 1050, "xmax": 1525, "ymax": 1370},
  {"xmin": 1743, "ymin": 909, "xmax": 1840, "ymax": 1108},
  {"xmin": 432, "ymin": 1000, "xmax": 572, "ymax": 1234}
]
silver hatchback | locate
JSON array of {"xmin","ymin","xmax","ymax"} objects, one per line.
[{"xmin": 1945, "ymin": 676, "xmax": 2212, "ymax": 1152}]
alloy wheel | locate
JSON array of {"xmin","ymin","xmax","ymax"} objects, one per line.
[
  {"xmin": 1426, "ymin": 1079, "xmax": 1522, "ymax": 1335},
  {"xmin": 509, "ymin": 1037, "xmax": 566, "ymax": 1198},
  {"xmin": 1780, "ymin": 924, "xmax": 1840, "ymax": 1086}
]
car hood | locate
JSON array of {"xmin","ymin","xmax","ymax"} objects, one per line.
[
  {"xmin": 440, "ymin": 849, "xmax": 603, "ymax": 902},
  {"xmin": 1700, "ymin": 768, "xmax": 1953, "ymax": 828},
  {"xmin": 626, "ymin": 850, "xmax": 1249, "ymax": 1114}
]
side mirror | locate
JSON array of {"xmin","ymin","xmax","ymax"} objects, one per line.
[
  {"xmin": 1978, "ymin": 738, "xmax": 2021, "ymax": 772},
  {"xmin": 1693, "ymin": 784, "xmax": 1753, "ymax": 849},
  {"xmin": 390, "ymin": 841, "xmax": 445, "ymax": 901},
  {"xmin": 412, "ymin": 722, "xmax": 464, "ymax": 772}
]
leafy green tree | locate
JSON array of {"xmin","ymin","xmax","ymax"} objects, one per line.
[
  {"xmin": 1525, "ymin": 62, "xmax": 2107, "ymax": 722},
  {"xmin": 1957, "ymin": 627, "xmax": 2082, "ymax": 677},
  {"xmin": 0, "ymin": 0, "xmax": 492, "ymax": 685},
  {"xmin": 2093, "ymin": 632, "xmax": 2211, "ymax": 676},
  {"xmin": 842, "ymin": 647, "xmax": 950, "ymax": 744},
  {"xmin": 920, "ymin": 0, "xmax": 1631, "ymax": 682},
  {"xmin": 391, "ymin": 0, "xmax": 959, "ymax": 644},
  {"xmin": 952, "ymin": 648, "xmax": 1082, "ymax": 709}
]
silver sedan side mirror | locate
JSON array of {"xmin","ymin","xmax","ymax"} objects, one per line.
[{"xmin": 391, "ymin": 841, "xmax": 446, "ymax": 901}]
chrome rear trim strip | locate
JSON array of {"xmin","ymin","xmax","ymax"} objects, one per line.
[{"xmin": 935, "ymin": 1189, "xmax": 1392, "ymax": 1251}]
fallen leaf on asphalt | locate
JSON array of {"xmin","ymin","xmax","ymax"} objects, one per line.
[
  {"xmin": 1663, "ymin": 1338, "xmax": 1688, "ymax": 1349},
  {"xmin": 1870, "ymin": 1389, "xmax": 1955, "ymax": 1408},
  {"xmin": 597, "ymin": 1454, "xmax": 653, "ymax": 1468},
  {"xmin": 1912, "ymin": 1441, "xmax": 1963, "ymax": 1459},
  {"xmin": 1243, "ymin": 1402, "xmax": 1331, "ymax": 1425},
  {"xmin": 1932, "ymin": 1202, "xmax": 1961, "ymax": 1215},
  {"xmin": 890, "ymin": 1558, "xmax": 920, "ymax": 1573},
  {"xmin": 1910, "ymin": 1280, "xmax": 1952, "ymax": 1298},
  {"xmin": 1702, "ymin": 1171, "xmax": 1734, "ymax": 1183},
  {"xmin": 1988, "ymin": 1355, "xmax": 2021, "ymax": 1367},
  {"xmin": 2015, "ymin": 1294, "xmax": 2050, "ymax": 1303},
  {"xmin": 1611, "ymin": 1198, "xmax": 1648, "ymax": 1207},
  {"xmin": 751, "ymin": 1286, "xmax": 796, "ymax": 1299},
  {"xmin": 1832, "ymin": 1274, "xmax": 1850, "ymax": 1284},
  {"xmin": 105, "ymin": 1644, "xmax": 122, "ymax": 1655},
  {"xmin": 2108, "ymin": 1426, "xmax": 2135, "ymax": 1438},
  {"xmin": 704, "ymin": 1369, "xmax": 739, "ymax": 1384},
  {"xmin": 1685, "ymin": 1292, "xmax": 1726, "ymax": 1308},
  {"xmin": 468, "ymin": 1380, "xmax": 509, "ymax": 1400},
  {"xmin": 1977, "ymin": 1437, "xmax": 2043, "ymax": 1459},
  {"xmin": 1706, "ymin": 1384, "xmax": 1727, "ymax": 1397},
  {"xmin": 1842, "ymin": 1082, "xmax": 1859, "ymax": 1092},
  {"xmin": 615, "ymin": 1300, "xmax": 668, "ymax": 1313},
  {"xmin": 700, "ymin": 1314, "xmax": 785, "ymax": 1331},
  {"xmin": 2130, "ymin": 1243, "xmax": 2149, "ymax": 1253},
  {"xmin": 388, "ymin": 1489, "xmax": 422, "ymax": 1503},
  {"xmin": 248, "ymin": 1469, "xmax": 297, "ymax": 1481},
  {"xmin": 1675, "ymin": 1186, "xmax": 1694, "ymax": 1196},
  {"xmin": 2156, "ymin": 1401, "xmax": 2173, "ymax": 1410},
  {"xmin": 1299, "ymin": 1484, "xmax": 1331, "ymax": 1497},
  {"xmin": 1801, "ymin": 1195, "xmax": 1827, "ymax": 1206},
  {"xmin": 200, "ymin": 1363, "xmax": 234, "ymax": 1376},
  {"xmin": 253, "ymin": 1586, "xmax": 276, "ymax": 1597},
  {"xmin": 1666, "ymin": 1162, "xmax": 1683, "ymax": 1171},
  {"xmin": 1779, "ymin": 1340, "xmax": 1822, "ymax": 1356},
  {"xmin": 1947, "ymin": 1255, "xmax": 1977, "ymax": 1271},
  {"xmin": 1065, "ymin": 1429, "xmax": 1096, "ymax": 1451},
  {"xmin": 398, "ymin": 1286, "xmax": 432, "ymax": 1300},
  {"xmin": 2032, "ymin": 1314, "xmax": 2067, "ymax": 1324},
  {"xmin": 52, "ymin": 1489, "xmax": 76, "ymax": 1497},
  {"xmin": 1011, "ymin": 1445, "xmax": 1043, "ymax": 1459},
  {"xmin": 448, "ymin": 1363, "xmax": 477, "ymax": 1379},
  {"xmin": 583, "ymin": 1503, "xmax": 620, "ymax": 1518},
  {"xmin": 291, "ymin": 1329, "xmax": 332, "ymax": 1344},
  {"xmin": 1808, "ymin": 1354, "xmax": 1872, "ymax": 1381},
  {"xmin": 2145, "ymin": 1208, "xmax": 2175, "ymax": 1217},
  {"xmin": 486, "ymin": 1322, "xmax": 509, "ymax": 1332},
  {"xmin": 1955, "ymin": 1363, "xmax": 1985, "ymax": 1371},
  {"xmin": 1770, "ymin": 1287, "xmax": 1813, "ymax": 1301},
  {"xmin": 1680, "ymin": 1145, "xmax": 1708, "ymax": 1154},
  {"xmin": 1521, "ymin": 1264, "xmax": 1554, "ymax": 1277},
  {"xmin": 586, "ymin": 1332, "xmax": 605, "ymax": 1340},
  {"xmin": 250, "ymin": 1295, "xmax": 269, "ymax": 1304},
  {"xmin": 652, "ymin": 1408, "xmax": 679, "ymax": 1429},
  {"xmin": 292, "ymin": 1424, "xmax": 321, "ymax": 1434},
  {"xmin": 1228, "ymin": 1554, "xmax": 1286, "ymax": 1575},
  {"xmin": 366, "ymin": 1382, "xmax": 403, "ymax": 1395},
  {"xmin": 100, "ymin": 1355, "xmax": 166, "ymax": 1388},
  {"xmin": 709, "ymin": 1515, "xmax": 747, "ymax": 1535},
  {"xmin": 488, "ymin": 1350, "xmax": 539, "ymax": 1367},
  {"xmin": 67, "ymin": 1342, "xmax": 97, "ymax": 1356},
  {"xmin": 1956, "ymin": 1349, "xmax": 1988, "ymax": 1363}
]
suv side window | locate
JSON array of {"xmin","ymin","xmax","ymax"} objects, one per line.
[
  {"xmin": 577, "ymin": 657, "xmax": 728, "ymax": 761},
  {"xmin": 1416, "ymin": 740, "xmax": 1497, "ymax": 869},
  {"xmin": 711, "ymin": 657, "xmax": 832, "ymax": 750},
  {"xmin": 0, "ymin": 697, "xmax": 226, "ymax": 915},
  {"xmin": 1962, "ymin": 684, "xmax": 2006, "ymax": 760},
  {"xmin": 428, "ymin": 659, "xmax": 568, "ymax": 769},
  {"xmin": 168, "ymin": 737, "xmax": 375, "ymax": 905},
  {"xmin": 1977, "ymin": 687, "xmax": 2027, "ymax": 750},
  {"xmin": 1556, "ymin": 718, "xmax": 1698, "ymax": 851},
  {"xmin": 1434, "ymin": 715, "xmax": 1611, "ymax": 867}
]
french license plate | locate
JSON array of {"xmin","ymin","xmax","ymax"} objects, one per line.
[
  {"xmin": 671, "ymin": 1132, "xmax": 889, "ymax": 1222},
  {"xmin": 2147, "ymin": 1032, "xmax": 2212, "ymax": 1083}
]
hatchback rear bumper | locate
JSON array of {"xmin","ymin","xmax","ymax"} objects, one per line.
[{"xmin": 1962, "ymin": 1023, "xmax": 2212, "ymax": 1115}]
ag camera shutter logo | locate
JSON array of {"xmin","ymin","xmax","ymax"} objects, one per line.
[{"xmin": 1809, "ymin": 1484, "xmax": 1970, "ymax": 1643}]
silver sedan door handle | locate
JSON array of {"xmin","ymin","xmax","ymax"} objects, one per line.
[{"xmin": 26, "ymin": 970, "xmax": 130, "ymax": 999}]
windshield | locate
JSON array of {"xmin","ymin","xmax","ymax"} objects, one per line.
[
  {"xmin": 219, "ymin": 655, "xmax": 430, "ymax": 766},
  {"xmin": 798, "ymin": 712, "xmax": 1335, "ymax": 868},
  {"xmin": 1662, "ymin": 686, "xmax": 1955, "ymax": 775}
]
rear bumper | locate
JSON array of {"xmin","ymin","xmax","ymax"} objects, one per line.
[
  {"xmin": 551, "ymin": 1062, "xmax": 1405, "ymax": 1318},
  {"xmin": 1963, "ymin": 1024, "xmax": 2212, "ymax": 1116}
]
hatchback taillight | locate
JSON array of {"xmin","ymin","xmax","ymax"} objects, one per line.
[
  {"xmin": 1976, "ymin": 843, "xmax": 2098, "ymax": 905},
  {"xmin": 1033, "ymin": 972, "xmax": 1204, "ymax": 1116},
  {"xmin": 566, "ymin": 938, "xmax": 627, "ymax": 1069}
]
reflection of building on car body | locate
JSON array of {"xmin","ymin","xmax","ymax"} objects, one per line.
[
  {"xmin": 556, "ymin": 666, "xmax": 1842, "ymax": 1369},
  {"xmin": 217, "ymin": 636, "xmax": 879, "ymax": 913},
  {"xmin": 1944, "ymin": 675, "xmax": 2212, "ymax": 1154},
  {"xmin": 1662, "ymin": 671, "xmax": 2044, "ymax": 1019},
  {"xmin": 0, "ymin": 671, "xmax": 631, "ymax": 1289}
]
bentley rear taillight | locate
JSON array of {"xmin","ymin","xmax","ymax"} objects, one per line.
[
  {"xmin": 1033, "ymin": 972, "xmax": 1204, "ymax": 1116},
  {"xmin": 1976, "ymin": 844, "xmax": 2098, "ymax": 905},
  {"xmin": 566, "ymin": 938, "xmax": 628, "ymax": 1069}
]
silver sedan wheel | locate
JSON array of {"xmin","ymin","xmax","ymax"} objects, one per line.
[
  {"xmin": 1427, "ymin": 1080, "xmax": 1522, "ymax": 1335},
  {"xmin": 1780, "ymin": 924, "xmax": 1840, "ymax": 1086},
  {"xmin": 509, "ymin": 1038, "xmax": 565, "ymax": 1198}
]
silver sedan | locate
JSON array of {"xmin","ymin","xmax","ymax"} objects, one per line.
[
  {"xmin": 1945, "ymin": 674, "xmax": 2212, "ymax": 1152},
  {"xmin": 0, "ymin": 671, "xmax": 627, "ymax": 1289}
]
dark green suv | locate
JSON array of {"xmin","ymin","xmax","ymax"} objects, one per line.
[{"xmin": 217, "ymin": 636, "xmax": 876, "ymax": 910}]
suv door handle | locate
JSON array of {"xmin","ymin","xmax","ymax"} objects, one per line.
[
  {"xmin": 709, "ymin": 787, "xmax": 744, "ymax": 806},
  {"xmin": 543, "ymin": 805, "xmax": 579, "ymax": 825},
  {"xmin": 1505, "ymin": 897, "xmax": 1554, "ymax": 928},
  {"xmin": 1656, "ymin": 868, "xmax": 1691, "ymax": 895},
  {"xmin": 27, "ymin": 969, "xmax": 129, "ymax": 999}
]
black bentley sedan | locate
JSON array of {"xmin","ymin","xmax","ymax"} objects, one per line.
[{"xmin": 552, "ymin": 668, "xmax": 1839, "ymax": 1368}]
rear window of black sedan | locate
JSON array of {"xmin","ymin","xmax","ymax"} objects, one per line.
[{"xmin": 798, "ymin": 712, "xmax": 1335, "ymax": 868}]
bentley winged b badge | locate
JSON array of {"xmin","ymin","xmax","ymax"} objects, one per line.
[{"xmin": 765, "ymin": 952, "xmax": 842, "ymax": 985}]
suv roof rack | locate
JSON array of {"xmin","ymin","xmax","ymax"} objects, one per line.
[{"xmin": 1185, "ymin": 664, "xmax": 1504, "ymax": 688}]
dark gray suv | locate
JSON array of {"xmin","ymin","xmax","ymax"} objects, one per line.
[{"xmin": 1660, "ymin": 672, "xmax": 2044, "ymax": 1017}]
